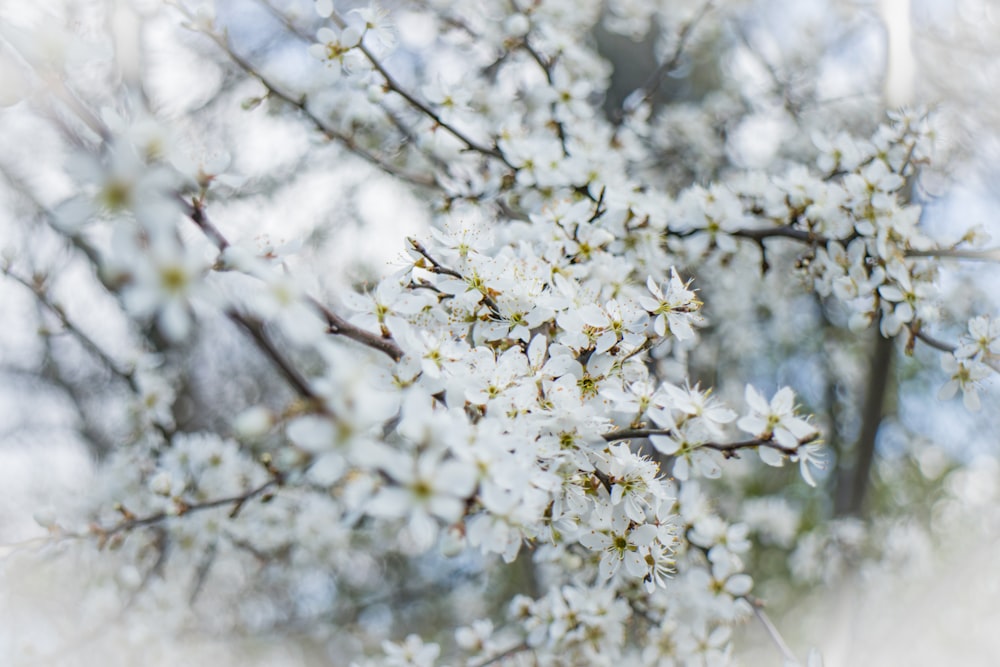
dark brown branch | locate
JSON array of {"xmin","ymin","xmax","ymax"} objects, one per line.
[
  {"xmin": 185, "ymin": 196, "xmax": 229, "ymax": 252},
  {"xmin": 309, "ymin": 297, "xmax": 404, "ymax": 361},
  {"xmin": 701, "ymin": 437, "xmax": 800, "ymax": 458},
  {"xmin": 407, "ymin": 237, "xmax": 464, "ymax": 279},
  {"xmin": 227, "ymin": 310, "xmax": 320, "ymax": 401},
  {"xmin": 912, "ymin": 328, "xmax": 954, "ymax": 353},
  {"xmin": 602, "ymin": 429, "xmax": 809, "ymax": 458},
  {"xmin": 730, "ymin": 225, "xmax": 829, "ymax": 245},
  {"xmin": 602, "ymin": 427, "xmax": 674, "ymax": 441},
  {"xmin": 593, "ymin": 468, "xmax": 613, "ymax": 493}
]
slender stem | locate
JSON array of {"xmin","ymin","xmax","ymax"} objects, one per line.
[
  {"xmin": 327, "ymin": 10, "xmax": 512, "ymax": 168},
  {"xmin": 0, "ymin": 477, "xmax": 283, "ymax": 555},
  {"xmin": 468, "ymin": 643, "xmax": 531, "ymax": 667},
  {"xmin": 602, "ymin": 429, "xmax": 812, "ymax": 458},
  {"xmin": 95, "ymin": 477, "xmax": 281, "ymax": 541},
  {"xmin": 512, "ymin": 11, "xmax": 570, "ymax": 155},
  {"xmin": 912, "ymin": 327, "xmax": 1000, "ymax": 373},
  {"xmin": 602, "ymin": 427, "xmax": 674, "ymax": 441},
  {"xmin": 747, "ymin": 596, "xmax": 798, "ymax": 663}
]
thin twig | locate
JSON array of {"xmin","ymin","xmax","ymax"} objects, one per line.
[
  {"xmin": 326, "ymin": 9, "xmax": 512, "ymax": 168},
  {"xmin": 95, "ymin": 477, "xmax": 281, "ymax": 541},
  {"xmin": 408, "ymin": 237, "xmax": 502, "ymax": 317},
  {"xmin": 184, "ymin": 198, "xmax": 404, "ymax": 361},
  {"xmin": 255, "ymin": 0, "xmax": 453, "ymax": 175},
  {"xmin": 619, "ymin": 1, "xmax": 714, "ymax": 120},
  {"xmin": 2, "ymin": 268, "xmax": 137, "ymax": 391},
  {"xmin": 468, "ymin": 642, "xmax": 531, "ymax": 667},
  {"xmin": 906, "ymin": 247, "xmax": 1000, "ymax": 262},
  {"xmin": 178, "ymin": 8, "xmax": 437, "ymax": 189},
  {"xmin": 602, "ymin": 429, "xmax": 813, "ymax": 459},
  {"xmin": 747, "ymin": 596, "xmax": 798, "ymax": 663}
]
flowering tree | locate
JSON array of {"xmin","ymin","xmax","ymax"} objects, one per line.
[{"xmin": 1, "ymin": 0, "xmax": 998, "ymax": 665}]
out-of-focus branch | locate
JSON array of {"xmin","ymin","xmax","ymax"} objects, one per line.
[
  {"xmin": 618, "ymin": 1, "xmax": 715, "ymax": 119},
  {"xmin": 226, "ymin": 310, "xmax": 320, "ymax": 401},
  {"xmin": 94, "ymin": 477, "xmax": 281, "ymax": 543},
  {"xmin": 746, "ymin": 596, "xmax": 798, "ymax": 663},
  {"xmin": 184, "ymin": 198, "xmax": 404, "ymax": 361},
  {"xmin": 2, "ymin": 267, "xmax": 137, "ymax": 391},
  {"xmin": 906, "ymin": 247, "xmax": 1000, "ymax": 262},
  {"xmin": 176, "ymin": 7, "xmax": 438, "ymax": 189},
  {"xmin": 468, "ymin": 643, "xmax": 532, "ymax": 667},
  {"xmin": 835, "ymin": 330, "xmax": 893, "ymax": 516}
]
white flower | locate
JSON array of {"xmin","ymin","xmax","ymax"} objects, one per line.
[
  {"xmin": 579, "ymin": 511, "xmax": 659, "ymax": 581},
  {"xmin": 660, "ymin": 382, "xmax": 737, "ymax": 437},
  {"xmin": 382, "ymin": 634, "xmax": 440, "ymax": 667},
  {"xmin": 793, "ymin": 442, "xmax": 826, "ymax": 487},
  {"xmin": 938, "ymin": 354, "xmax": 990, "ymax": 412},
  {"xmin": 308, "ymin": 25, "xmax": 362, "ymax": 69},
  {"xmin": 956, "ymin": 315, "xmax": 1000, "ymax": 360},
  {"xmin": 314, "ymin": 0, "xmax": 334, "ymax": 18},
  {"xmin": 342, "ymin": 279, "xmax": 432, "ymax": 337},
  {"xmin": 352, "ymin": 3, "xmax": 395, "ymax": 50},
  {"xmin": 737, "ymin": 386, "xmax": 817, "ymax": 451},
  {"xmin": 121, "ymin": 238, "xmax": 209, "ymax": 342},
  {"xmin": 367, "ymin": 448, "xmax": 477, "ymax": 551},
  {"xmin": 638, "ymin": 268, "xmax": 703, "ymax": 341},
  {"xmin": 647, "ymin": 410, "xmax": 723, "ymax": 480}
]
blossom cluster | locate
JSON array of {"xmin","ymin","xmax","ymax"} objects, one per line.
[{"xmin": 0, "ymin": 0, "xmax": 998, "ymax": 665}]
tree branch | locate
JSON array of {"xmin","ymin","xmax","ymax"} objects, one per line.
[
  {"xmin": 184, "ymin": 198, "xmax": 404, "ymax": 362},
  {"xmin": 618, "ymin": 1, "xmax": 714, "ymax": 119},
  {"xmin": 226, "ymin": 310, "xmax": 320, "ymax": 402},
  {"xmin": 1, "ymin": 267, "xmax": 137, "ymax": 391},
  {"xmin": 92, "ymin": 477, "xmax": 281, "ymax": 543},
  {"xmin": 905, "ymin": 247, "xmax": 1000, "ymax": 262},
  {"xmin": 179, "ymin": 9, "xmax": 437, "ymax": 189},
  {"xmin": 326, "ymin": 10, "xmax": 512, "ymax": 168},
  {"xmin": 835, "ymin": 329, "xmax": 893, "ymax": 516},
  {"xmin": 468, "ymin": 642, "xmax": 531, "ymax": 667}
]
